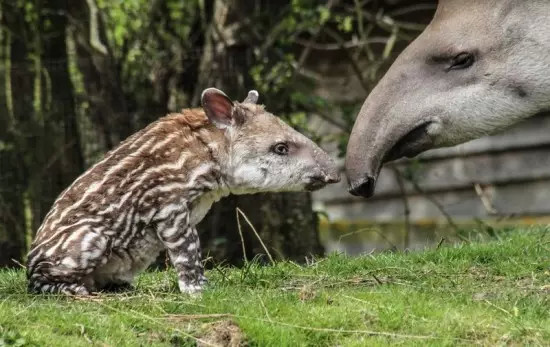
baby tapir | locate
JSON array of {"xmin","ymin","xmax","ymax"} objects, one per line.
[{"xmin": 27, "ymin": 88, "xmax": 340, "ymax": 295}]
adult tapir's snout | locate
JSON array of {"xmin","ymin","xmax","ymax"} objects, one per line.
[
  {"xmin": 344, "ymin": 95, "xmax": 386, "ymax": 198},
  {"xmin": 343, "ymin": 12, "xmax": 448, "ymax": 198},
  {"xmin": 345, "ymin": 71, "xmax": 437, "ymax": 198}
]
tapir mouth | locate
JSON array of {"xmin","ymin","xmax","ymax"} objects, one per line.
[
  {"xmin": 383, "ymin": 121, "xmax": 435, "ymax": 164},
  {"xmin": 305, "ymin": 174, "xmax": 340, "ymax": 191}
]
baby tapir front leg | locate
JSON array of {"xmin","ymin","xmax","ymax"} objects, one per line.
[{"xmin": 156, "ymin": 211, "xmax": 206, "ymax": 294}]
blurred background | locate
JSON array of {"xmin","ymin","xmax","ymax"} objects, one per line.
[{"xmin": 0, "ymin": 0, "xmax": 547, "ymax": 268}]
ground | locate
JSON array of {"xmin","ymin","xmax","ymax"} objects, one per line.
[{"xmin": 0, "ymin": 228, "xmax": 549, "ymax": 346}]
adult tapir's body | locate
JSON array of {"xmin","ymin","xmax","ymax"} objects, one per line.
[{"xmin": 346, "ymin": 0, "xmax": 550, "ymax": 197}]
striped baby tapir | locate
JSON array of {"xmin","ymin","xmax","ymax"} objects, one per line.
[{"xmin": 27, "ymin": 88, "xmax": 340, "ymax": 295}]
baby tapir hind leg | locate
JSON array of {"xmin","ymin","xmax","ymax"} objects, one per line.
[
  {"xmin": 27, "ymin": 231, "xmax": 112, "ymax": 295},
  {"xmin": 28, "ymin": 271, "xmax": 95, "ymax": 295}
]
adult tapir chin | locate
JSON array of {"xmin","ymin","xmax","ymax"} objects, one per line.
[{"xmin": 345, "ymin": 0, "xmax": 550, "ymax": 198}]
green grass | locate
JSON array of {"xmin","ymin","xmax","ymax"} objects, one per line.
[{"xmin": 1, "ymin": 228, "xmax": 549, "ymax": 346}]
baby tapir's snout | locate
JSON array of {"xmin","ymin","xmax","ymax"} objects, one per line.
[
  {"xmin": 302, "ymin": 145, "xmax": 341, "ymax": 191},
  {"xmin": 315, "ymin": 152, "xmax": 340, "ymax": 181}
]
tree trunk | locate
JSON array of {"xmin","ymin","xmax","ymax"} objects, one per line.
[
  {"xmin": 0, "ymin": 149, "xmax": 26, "ymax": 267},
  {"xmin": 69, "ymin": 0, "xmax": 131, "ymax": 151},
  {"xmin": 44, "ymin": 0, "xmax": 84, "ymax": 183},
  {"xmin": 24, "ymin": 0, "xmax": 85, "ymax": 232},
  {"xmin": 0, "ymin": 2, "xmax": 34, "ymax": 265},
  {"xmin": 0, "ymin": 97, "xmax": 27, "ymax": 266}
]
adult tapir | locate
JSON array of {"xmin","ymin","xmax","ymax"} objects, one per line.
[{"xmin": 345, "ymin": 0, "xmax": 550, "ymax": 198}]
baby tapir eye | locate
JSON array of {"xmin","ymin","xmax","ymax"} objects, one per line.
[{"xmin": 272, "ymin": 142, "xmax": 289, "ymax": 155}]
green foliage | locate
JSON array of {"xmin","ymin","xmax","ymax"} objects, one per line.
[
  {"xmin": 95, "ymin": 0, "xmax": 203, "ymax": 112},
  {"xmin": 0, "ymin": 228, "xmax": 549, "ymax": 346},
  {"xmin": 0, "ymin": 141, "xmax": 13, "ymax": 153},
  {"xmin": 0, "ymin": 329, "xmax": 27, "ymax": 347},
  {"xmin": 96, "ymin": 0, "xmax": 148, "ymax": 49}
]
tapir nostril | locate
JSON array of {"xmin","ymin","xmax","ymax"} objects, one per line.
[{"xmin": 348, "ymin": 176, "xmax": 376, "ymax": 198}]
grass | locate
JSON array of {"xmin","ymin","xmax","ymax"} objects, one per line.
[{"xmin": 0, "ymin": 228, "xmax": 549, "ymax": 346}]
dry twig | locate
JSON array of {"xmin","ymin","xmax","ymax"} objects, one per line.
[{"xmin": 236, "ymin": 207, "xmax": 275, "ymax": 265}]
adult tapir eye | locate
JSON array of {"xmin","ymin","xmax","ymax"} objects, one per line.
[
  {"xmin": 272, "ymin": 142, "xmax": 289, "ymax": 156},
  {"xmin": 448, "ymin": 52, "xmax": 475, "ymax": 70}
]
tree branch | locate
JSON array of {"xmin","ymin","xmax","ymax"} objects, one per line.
[{"xmin": 294, "ymin": 37, "xmax": 390, "ymax": 51}]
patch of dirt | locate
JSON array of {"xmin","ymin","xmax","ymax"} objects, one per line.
[
  {"xmin": 198, "ymin": 320, "xmax": 246, "ymax": 347},
  {"xmin": 467, "ymin": 266, "xmax": 489, "ymax": 279},
  {"xmin": 298, "ymin": 285, "xmax": 316, "ymax": 301}
]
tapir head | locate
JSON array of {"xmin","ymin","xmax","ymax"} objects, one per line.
[{"xmin": 345, "ymin": 0, "xmax": 550, "ymax": 198}]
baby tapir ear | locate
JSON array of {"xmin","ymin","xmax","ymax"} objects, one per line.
[
  {"xmin": 201, "ymin": 88, "xmax": 235, "ymax": 129},
  {"xmin": 243, "ymin": 90, "xmax": 259, "ymax": 104}
]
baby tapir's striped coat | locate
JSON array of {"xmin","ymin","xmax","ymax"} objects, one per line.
[{"xmin": 27, "ymin": 88, "xmax": 339, "ymax": 295}]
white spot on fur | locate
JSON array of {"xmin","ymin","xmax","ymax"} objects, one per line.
[
  {"xmin": 175, "ymin": 255, "xmax": 189, "ymax": 264},
  {"xmin": 178, "ymin": 280, "xmax": 202, "ymax": 294},
  {"xmin": 80, "ymin": 232, "xmax": 97, "ymax": 251},
  {"xmin": 61, "ymin": 257, "xmax": 78, "ymax": 268},
  {"xmin": 160, "ymin": 213, "xmax": 188, "ymax": 239},
  {"xmin": 164, "ymin": 237, "xmax": 185, "ymax": 249}
]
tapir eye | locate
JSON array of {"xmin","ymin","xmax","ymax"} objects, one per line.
[
  {"xmin": 449, "ymin": 52, "xmax": 474, "ymax": 70},
  {"xmin": 272, "ymin": 142, "xmax": 289, "ymax": 156}
]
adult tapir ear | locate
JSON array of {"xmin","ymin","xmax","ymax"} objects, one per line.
[{"xmin": 201, "ymin": 88, "xmax": 235, "ymax": 129}]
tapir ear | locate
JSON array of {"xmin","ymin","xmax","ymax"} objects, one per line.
[
  {"xmin": 201, "ymin": 88, "xmax": 235, "ymax": 129},
  {"xmin": 242, "ymin": 90, "xmax": 259, "ymax": 104}
]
